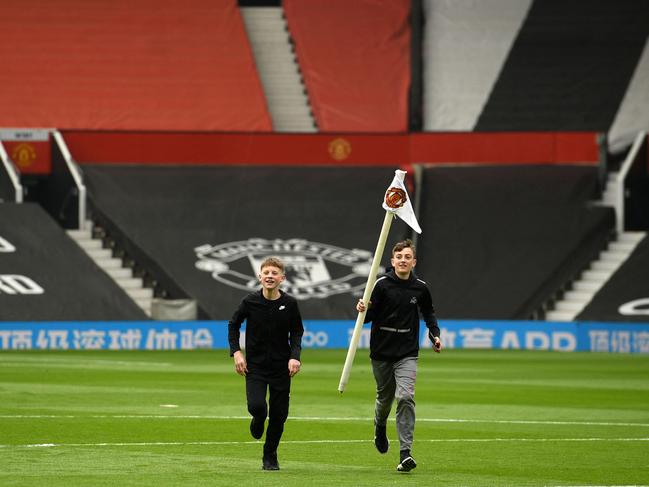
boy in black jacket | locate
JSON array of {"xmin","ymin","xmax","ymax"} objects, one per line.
[
  {"xmin": 357, "ymin": 239, "xmax": 442, "ymax": 472},
  {"xmin": 228, "ymin": 256, "xmax": 304, "ymax": 471}
]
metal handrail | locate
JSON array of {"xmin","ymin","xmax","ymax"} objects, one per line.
[
  {"xmin": 614, "ymin": 131, "xmax": 647, "ymax": 233},
  {"xmin": 52, "ymin": 130, "xmax": 87, "ymax": 230},
  {"xmin": 0, "ymin": 140, "xmax": 23, "ymax": 203}
]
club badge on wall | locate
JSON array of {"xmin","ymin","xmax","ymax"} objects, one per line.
[{"xmin": 194, "ymin": 238, "xmax": 380, "ymax": 300}]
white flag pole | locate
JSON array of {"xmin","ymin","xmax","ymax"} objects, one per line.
[{"xmin": 338, "ymin": 210, "xmax": 394, "ymax": 393}]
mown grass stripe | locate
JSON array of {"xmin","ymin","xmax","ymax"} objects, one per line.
[
  {"xmin": 1, "ymin": 437, "xmax": 648, "ymax": 450},
  {"xmin": 1, "ymin": 414, "xmax": 648, "ymax": 427}
]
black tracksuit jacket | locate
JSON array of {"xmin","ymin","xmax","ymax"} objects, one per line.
[
  {"xmin": 364, "ymin": 270, "xmax": 440, "ymax": 361},
  {"xmin": 228, "ymin": 290, "xmax": 304, "ymax": 369}
]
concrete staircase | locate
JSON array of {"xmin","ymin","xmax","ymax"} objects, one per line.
[
  {"xmin": 240, "ymin": 6, "xmax": 317, "ymax": 132},
  {"xmin": 66, "ymin": 221, "xmax": 154, "ymax": 317},
  {"xmin": 544, "ymin": 167, "xmax": 648, "ymax": 321},
  {"xmin": 545, "ymin": 231, "xmax": 646, "ymax": 322}
]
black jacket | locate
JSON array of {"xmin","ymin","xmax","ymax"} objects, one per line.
[
  {"xmin": 228, "ymin": 290, "xmax": 304, "ymax": 368},
  {"xmin": 364, "ymin": 270, "xmax": 440, "ymax": 361}
]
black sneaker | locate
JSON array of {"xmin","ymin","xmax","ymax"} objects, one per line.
[
  {"xmin": 374, "ymin": 423, "xmax": 389, "ymax": 454},
  {"xmin": 397, "ymin": 450, "xmax": 417, "ymax": 472},
  {"xmin": 262, "ymin": 451, "xmax": 280, "ymax": 471},
  {"xmin": 250, "ymin": 416, "xmax": 264, "ymax": 440}
]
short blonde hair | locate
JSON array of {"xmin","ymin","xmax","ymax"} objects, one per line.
[{"xmin": 260, "ymin": 256, "xmax": 285, "ymax": 273}]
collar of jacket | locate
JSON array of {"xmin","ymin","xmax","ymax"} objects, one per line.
[{"xmin": 386, "ymin": 269, "xmax": 415, "ymax": 283}]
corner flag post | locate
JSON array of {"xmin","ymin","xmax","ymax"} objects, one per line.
[
  {"xmin": 337, "ymin": 210, "xmax": 394, "ymax": 393},
  {"xmin": 338, "ymin": 169, "xmax": 422, "ymax": 393}
]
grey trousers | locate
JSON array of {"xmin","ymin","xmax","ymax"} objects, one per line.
[{"xmin": 371, "ymin": 356, "xmax": 418, "ymax": 452}]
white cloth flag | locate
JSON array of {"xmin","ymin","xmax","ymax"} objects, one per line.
[{"xmin": 382, "ymin": 169, "xmax": 422, "ymax": 234}]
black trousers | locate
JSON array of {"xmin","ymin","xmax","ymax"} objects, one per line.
[{"xmin": 246, "ymin": 364, "xmax": 291, "ymax": 454}]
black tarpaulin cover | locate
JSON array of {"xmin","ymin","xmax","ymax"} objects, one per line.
[
  {"xmin": 0, "ymin": 203, "xmax": 148, "ymax": 320},
  {"xmin": 83, "ymin": 165, "xmax": 412, "ymax": 320},
  {"xmin": 577, "ymin": 235, "xmax": 649, "ymax": 322}
]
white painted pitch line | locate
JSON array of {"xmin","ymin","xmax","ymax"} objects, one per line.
[
  {"xmin": 418, "ymin": 418, "xmax": 649, "ymax": 427},
  {"xmin": 0, "ymin": 359, "xmax": 174, "ymax": 367},
  {"xmin": 1, "ymin": 438, "xmax": 648, "ymax": 450},
  {"xmin": 1, "ymin": 415, "xmax": 648, "ymax": 428}
]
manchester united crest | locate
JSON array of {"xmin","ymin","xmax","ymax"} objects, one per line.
[
  {"xmin": 327, "ymin": 138, "xmax": 352, "ymax": 161},
  {"xmin": 11, "ymin": 143, "xmax": 37, "ymax": 169},
  {"xmin": 194, "ymin": 238, "xmax": 381, "ymax": 300},
  {"xmin": 384, "ymin": 187, "xmax": 407, "ymax": 209}
]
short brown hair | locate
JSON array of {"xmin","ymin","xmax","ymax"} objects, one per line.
[
  {"xmin": 260, "ymin": 256, "xmax": 285, "ymax": 273},
  {"xmin": 392, "ymin": 239, "xmax": 416, "ymax": 258}
]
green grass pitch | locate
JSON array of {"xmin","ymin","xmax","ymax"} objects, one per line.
[{"xmin": 1, "ymin": 348, "xmax": 648, "ymax": 486}]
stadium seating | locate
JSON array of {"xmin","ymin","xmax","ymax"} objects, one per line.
[
  {"xmin": 0, "ymin": 0, "xmax": 271, "ymax": 131},
  {"xmin": 474, "ymin": 0, "xmax": 649, "ymax": 132},
  {"xmin": 415, "ymin": 165, "xmax": 614, "ymax": 319},
  {"xmin": 284, "ymin": 0, "xmax": 411, "ymax": 132},
  {"xmin": 422, "ymin": 0, "xmax": 533, "ymax": 131},
  {"xmin": 81, "ymin": 164, "xmax": 412, "ymax": 320},
  {"xmin": 422, "ymin": 0, "xmax": 649, "ymax": 142},
  {"xmin": 78, "ymin": 162, "xmax": 621, "ymax": 321},
  {"xmin": 0, "ymin": 0, "xmax": 647, "ymax": 323},
  {"xmin": 0, "ymin": 203, "xmax": 148, "ymax": 320}
]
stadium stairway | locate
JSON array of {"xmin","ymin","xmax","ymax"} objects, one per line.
[
  {"xmin": 67, "ymin": 221, "xmax": 154, "ymax": 317},
  {"xmin": 545, "ymin": 138, "xmax": 649, "ymax": 322},
  {"xmin": 240, "ymin": 6, "xmax": 316, "ymax": 132},
  {"xmin": 1, "ymin": 203, "xmax": 148, "ymax": 320},
  {"xmin": 545, "ymin": 231, "xmax": 646, "ymax": 321}
]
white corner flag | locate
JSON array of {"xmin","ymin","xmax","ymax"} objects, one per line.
[
  {"xmin": 338, "ymin": 169, "xmax": 422, "ymax": 393},
  {"xmin": 382, "ymin": 169, "xmax": 422, "ymax": 234}
]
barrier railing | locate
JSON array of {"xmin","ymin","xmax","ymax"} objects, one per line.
[
  {"xmin": 615, "ymin": 131, "xmax": 647, "ymax": 233},
  {"xmin": 0, "ymin": 140, "xmax": 23, "ymax": 203},
  {"xmin": 51, "ymin": 130, "xmax": 87, "ymax": 230}
]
